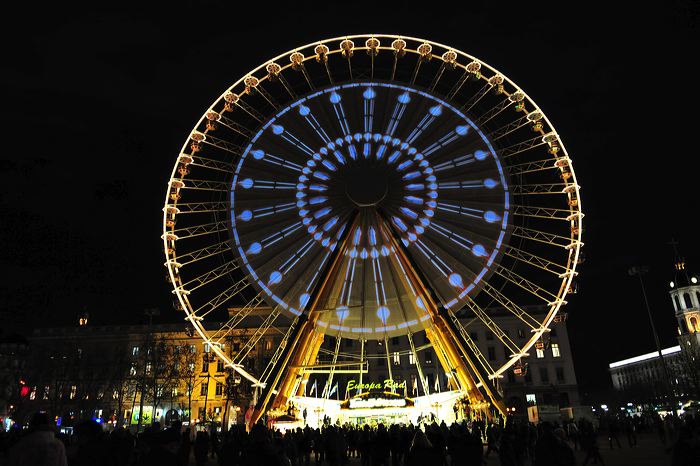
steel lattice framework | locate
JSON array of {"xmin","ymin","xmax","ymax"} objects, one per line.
[{"xmin": 162, "ymin": 34, "xmax": 583, "ymax": 422}]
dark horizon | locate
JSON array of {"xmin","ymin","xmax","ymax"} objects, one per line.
[{"xmin": 2, "ymin": 2, "xmax": 699, "ymax": 397}]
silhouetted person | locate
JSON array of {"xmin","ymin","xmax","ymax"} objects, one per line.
[
  {"xmin": 194, "ymin": 430, "xmax": 210, "ymax": 466},
  {"xmin": 405, "ymin": 429, "xmax": 440, "ymax": 466},
  {"xmin": 7, "ymin": 412, "xmax": 67, "ymax": 466}
]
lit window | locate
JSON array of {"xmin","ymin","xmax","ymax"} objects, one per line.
[
  {"xmin": 113, "ymin": 390, "xmax": 119, "ymax": 400},
  {"xmin": 526, "ymin": 393, "xmax": 537, "ymax": 405},
  {"xmin": 97, "ymin": 390, "xmax": 104, "ymax": 400},
  {"xmin": 188, "ymin": 363, "xmax": 195, "ymax": 372},
  {"xmin": 536, "ymin": 348, "xmax": 545, "ymax": 359},
  {"xmin": 264, "ymin": 340, "xmax": 272, "ymax": 351},
  {"xmin": 70, "ymin": 385, "xmax": 77, "ymax": 399},
  {"xmin": 130, "ymin": 363, "xmax": 138, "ymax": 376},
  {"xmin": 409, "ymin": 353, "xmax": 415, "ymax": 364},
  {"xmin": 132, "ymin": 346, "xmax": 140, "ymax": 356},
  {"xmin": 393, "ymin": 352, "xmax": 401, "ymax": 365},
  {"xmin": 214, "ymin": 406, "xmax": 221, "ymax": 414},
  {"xmin": 552, "ymin": 343, "xmax": 561, "ymax": 358},
  {"xmin": 146, "ymin": 362, "xmax": 152, "ymax": 375},
  {"xmin": 44, "ymin": 386, "xmax": 50, "ymax": 400},
  {"xmin": 29, "ymin": 386, "xmax": 36, "ymax": 400},
  {"xmin": 204, "ymin": 343, "xmax": 211, "ymax": 353},
  {"xmin": 172, "ymin": 387, "xmax": 178, "ymax": 397}
]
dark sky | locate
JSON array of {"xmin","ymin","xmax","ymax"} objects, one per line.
[{"xmin": 2, "ymin": 2, "xmax": 699, "ymax": 396}]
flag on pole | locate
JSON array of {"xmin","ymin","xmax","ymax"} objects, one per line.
[
  {"xmin": 310, "ymin": 379, "xmax": 317, "ymax": 396},
  {"xmin": 329, "ymin": 381, "xmax": 338, "ymax": 397},
  {"xmin": 303, "ymin": 379, "xmax": 308, "ymax": 396},
  {"xmin": 434, "ymin": 374, "xmax": 440, "ymax": 393},
  {"xmin": 412, "ymin": 376, "xmax": 418, "ymax": 396},
  {"xmin": 403, "ymin": 380, "xmax": 407, "ymax": 398}
]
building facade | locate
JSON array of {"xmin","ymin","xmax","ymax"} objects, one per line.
[
  {"xmin": 608, "ymin": 257, "xmax": 700, "ymax": 405},
  {"xmin": 12, "ymin": 309, "xmax": 287, "ymax": 430},
  {"xmin": 11, "ymin": 305, "xmax": 580, "ymax": 428}
]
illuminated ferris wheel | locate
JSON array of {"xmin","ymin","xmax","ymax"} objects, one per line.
[{"xmin": 162, "ymin": 34, "xmax": 583, "ymax": 421}]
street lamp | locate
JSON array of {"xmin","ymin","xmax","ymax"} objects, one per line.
[{"xmin": 628, "ymin": 266, "xmax": 678, "ymax": 414}]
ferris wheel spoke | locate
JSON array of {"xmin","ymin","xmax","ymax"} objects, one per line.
[
  {"xmin": 428, "ymin": 60, "xmax": 449, "ymax": 92},
  {"xmin": 420, "ymin": 123, "xmax": 473, "ymax": 158},
  {"xmin": 205, "ymin": 110, "xmax": 255, "ymax": 138},
  {"xmin": 405, "ymin": 105, "xmax": 442, "ymax": 145},
  {"xmin": 172, "ymin": 219, "xmax": 229, "ymax": 240},
  {"xmin": 463, "ymin": 296, "xmax": 522, "ymax": 356},
  {"xmin": 437, "ymin": 177, "xmax": 503, "ymax": 190},
  {"xmin": 187, "ymin": 154, "xmax": 235, "ymax": 173},
  {"xmin": 504, "ymin": 244, "xmax": 570, "ymax": 278},
  {"xmin": 488, "ymin": 110, "xmax": 543, "ymax": 141},
  {"xmin": 233, "ymin": 202, "xmax": 297, "ymax": 224},
  {"xmin": 193, "ymin": 132, "xmax": 245, "ymax": 156},
  {"xmin": 233, "ymin": 307, "xmax": 283, "ymax": 365},
  {"xmin": 434, "ymin": 201, "xmax": 505, "ymax": 226},
  {"xmin": 259, "ymin": 315, "xmax": 305, "ymax": 386},
  {"xmin": 510, "ymin": 224, "xmax": 578, "ymax": 249},
  {"xmin": 172, "ymin": 240, "xmax": 232, "ymax": 268},
  {"xmin": 473, "ymin": 93, "xmax": 518, "ymax": 127},
  {"xmin": 507, "ymin": 156, "xmax": 562, "ymax": 176},
  {"xmin": 445, "ymin": 65, "xmax": 477, "ymax": 100},
  {"xmin": 513, "ymin": 203, "xmax": 581, "ymax": 222},
  {"xmin": 177, "ymin": 259, "xmax": 241, "ymax": 294},
  {"xmin": 234, "ymin": 177, "xmax": 297, "ymax": 191},
  {"xmin": 246, "ymin": 149, "xmax": 305, "ymax": 173},
  {"xmin": 444, "ymin": 310, "xmax": 499, "ymax": 379},
  {"xmin": 249, "ymin": 81, "xmax": 281, "ymax": 112},
  {"xmin": 268, "ymin": 124, "xmax": 316, "ymax": 157},
  {"xmin": 499, "ymin": 132, "xmax": 556, "ymax": 160},
  {"xmin": 193, "ymin": 276, "xmax": 251, "ymax": 319},
  {"xmin": 269, "ymin": 68, "xmax": 298, "ymax": 100},
  {"xmin": 493, "ymin": 263, "xmax": 559, "ymax": 305},
  {"xmin": 164, "ymin": 201, "xmax": 228, "ymax": 215},
  {"xmin": 174, "ymin": 178, "xmax": 229, "ymax": 192},
  {"xmin": 460, "ymin": 82, "xmax": 492, "ymax": 114},
  {"xmin": 385, "ymin": 94, "xmax": 410, "ymax": 136},
  {"xmin": 209, "ymin": 293, "xmax": 267, "ymax": 343},
  {"xmin": 478, "ymin": 281, "xmax": 542, "ymax": 330},
  {"xmin": 224, "ymin": 93, "xmax": 265, "ymax": 124},
  {"xmin": 513, "ymin": 182, "xmax": 575, "ymax": 196}
]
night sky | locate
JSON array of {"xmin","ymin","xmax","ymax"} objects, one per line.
[{"xmin": 2, "ymin": 2, "xmax": 699, "ymax": 397}]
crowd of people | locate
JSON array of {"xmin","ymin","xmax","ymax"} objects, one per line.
[{"xmin": 1, "ymin": 411, "xmax": 700, "ymax": 466}]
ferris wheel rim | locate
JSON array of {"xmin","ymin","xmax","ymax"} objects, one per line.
[{"xmin": 162, "ymin": 33, "xmax": 584, "ymax": 389}]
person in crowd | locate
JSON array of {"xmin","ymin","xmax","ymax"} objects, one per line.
[
  {"xmin": 7, "ymin": 412, "xmax": 68, "ymax": 466},
  {"xmin": 405, "ymin": 429, "xmax": 441, "ymax": 466}
]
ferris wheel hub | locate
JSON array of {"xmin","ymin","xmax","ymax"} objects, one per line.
[{"xmin": 344, "ymin": 165, "xmax": 390, "ymax": 207}]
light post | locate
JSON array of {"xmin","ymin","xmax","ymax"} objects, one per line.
[{"xmin": 628, "ymin": 266, "xmax": 679, "ymax": 414}]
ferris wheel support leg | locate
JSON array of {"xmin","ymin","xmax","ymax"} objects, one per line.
[
  {"xmin": 433, "ymin": 315, "xmax": 507, "ymax": 418},
  {"xmin": 380, "ymin": 217, "xmax": 505, "ymax": 419},
  {"xmin": 249, "ymin": 214, "xmax": 358, "ymax": 427}
]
